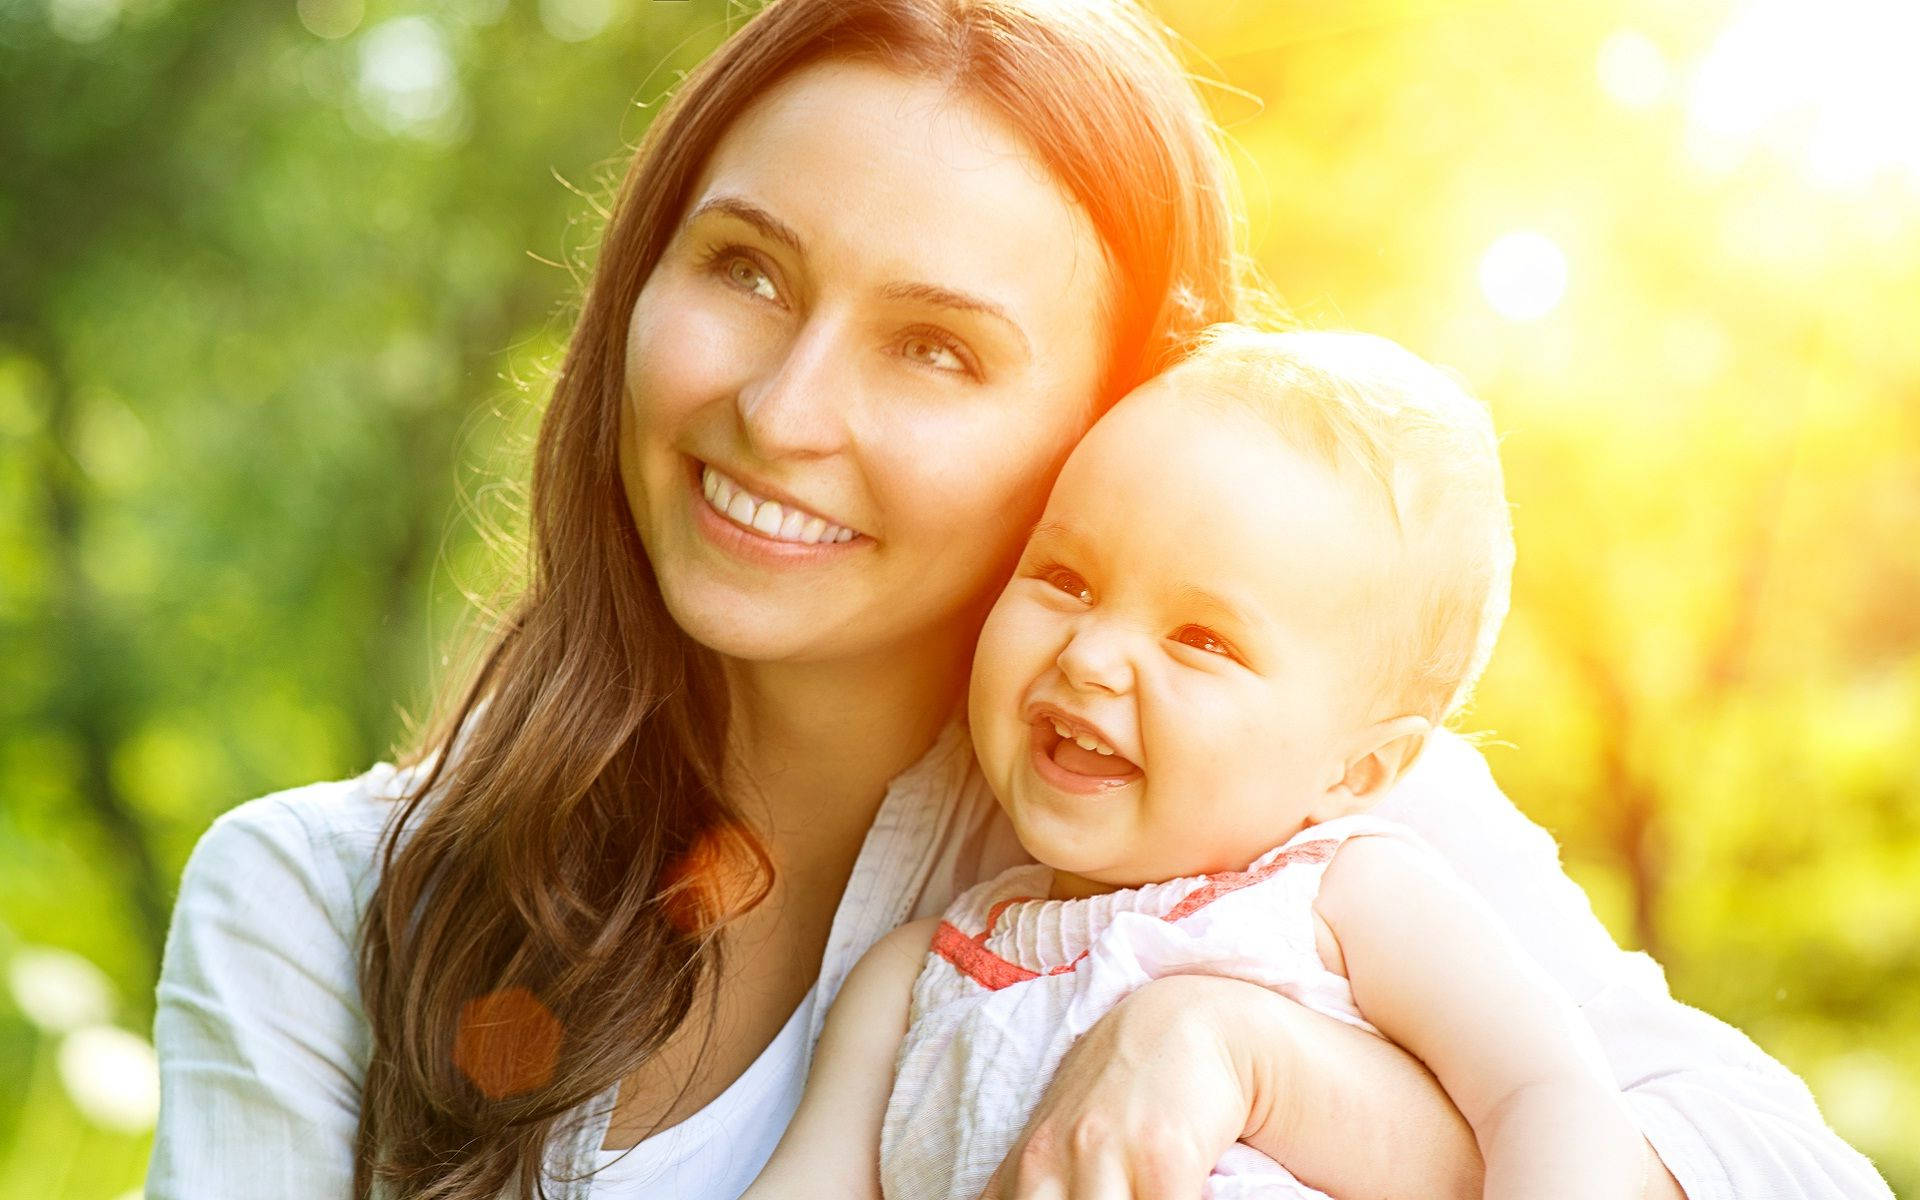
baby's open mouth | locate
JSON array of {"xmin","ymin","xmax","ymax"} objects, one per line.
[{"xmin": 1038, "ymin": 721, "xmax": 1140, "ymax": 780}]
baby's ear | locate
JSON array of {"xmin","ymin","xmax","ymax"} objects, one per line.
[{"xmin": 1312, "ymin": 715, "xmax": 1431, "ymax": 821}]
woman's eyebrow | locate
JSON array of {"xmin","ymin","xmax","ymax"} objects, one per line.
[
  {"xmin": 880, "ymin": 281, "xmax": 1032, "ymax": 357},
  {"xmin": 686, "ymin": 194, "xmax": 805, "ymax": 255}
]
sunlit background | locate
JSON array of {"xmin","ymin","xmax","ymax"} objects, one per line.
[{"xmin": 2, "ymin": 0, "xmax": 1916, "ymax": 1194}]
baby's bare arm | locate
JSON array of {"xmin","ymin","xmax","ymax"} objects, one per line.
[
  {"xmin": 1314, "ymin": 836, "xmax": 1652, "ymax": 1200},
  {"xmin": 740, "ymin": 917, "xmax": 938, "ymax": 1200}
]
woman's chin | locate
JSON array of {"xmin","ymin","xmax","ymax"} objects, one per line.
[{"xmin": 659, "ymin": 587, "xmax": 844, "ymax": 664}]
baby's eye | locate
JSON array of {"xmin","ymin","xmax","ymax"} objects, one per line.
[
  {"xmin": 900, "ymin": 329, "xmax": 976, "ymax": 377},
  {"xmin": 1036, "ymin": 564, "xmax": 1093, "ymax": 605},
  {"xmin": 1172, "ymin": 625, "xmax": 1236, "ymax": 659},
  {"xmin": 722, "ymin": 255, "xmax": 779, "ymax": 302}
]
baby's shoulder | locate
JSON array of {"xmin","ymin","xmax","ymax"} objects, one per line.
[
  {"xmin": 1224, "ymin": 813, "xmax": 1446, "ymax": 901},
  {"xmin": 1310, "ymin": 819, "xmax": 1487, "ymax": 957}
]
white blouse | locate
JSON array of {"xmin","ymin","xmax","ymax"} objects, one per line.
[
  {"xmin": 146, "ymin": 719, "xmax": 1894, "ymax": 1200},
  {"xmin": 587, "ymin": 983, "xmax": 817, "ymax": 1198}
]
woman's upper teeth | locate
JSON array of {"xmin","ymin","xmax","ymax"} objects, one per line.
[
  {"xmin": 1049, "ymin": 718, "xmax": 1116, "ymax": 756},
  {"xmin": 703, "ymin": 465, "xmax": 856, "ymax": 545}
]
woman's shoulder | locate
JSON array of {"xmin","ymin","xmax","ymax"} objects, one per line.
[
  {"xmin": 1371, "ymin": 727, "xmax": 1649, "ymax": 1000},
  {"xmin": 1372, "ymin": 728, "xmax": 1558, "ymax": 865},
  {"xmin": 178, "ymin": 758, "xmax": 428, "ymax": 937},
  {"xmin": 152, "ymin": 762, "xmax": 431, "ymax": 1191}
]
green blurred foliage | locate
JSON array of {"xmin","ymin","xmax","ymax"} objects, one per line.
[{"xmin": 1, "ymin": 0, "xmax": 1914, "ymax": 1196}]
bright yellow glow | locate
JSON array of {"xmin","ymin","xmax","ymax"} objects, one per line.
[
  {"xmin": 1597, "ymin": 30, "xmax": 1669, "ymax": 110},
  {"xmin": 1687, "ymin": 0, "xmax": 1920, "ymax": 189},
  {"xmin": 1478, "ymin": 231, "xmax": 1568, "ymax": 322}
]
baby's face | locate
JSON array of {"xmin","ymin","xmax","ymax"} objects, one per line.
[{"xmin": 968, "ymin": 376, "xmax": 1403, "ymax": 896}]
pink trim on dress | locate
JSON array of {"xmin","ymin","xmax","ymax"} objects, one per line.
[{"xmin": 931, "ymin": 837, "xmax": 1342, "ymax": 992}]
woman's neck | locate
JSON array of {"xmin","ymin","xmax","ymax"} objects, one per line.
[{"xmin": 719, "ymin": 629, "xmax": 972, "ymax": 861}]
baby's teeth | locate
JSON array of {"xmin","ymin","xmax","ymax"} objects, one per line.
[
  {"xmin": 800, "ymin": 516, "xmax": 827, "ymax": 544},
  {"xmin": 752, "ymin": 501, "xmax": 785, "ymax": 536},
  {"xmin": 1073, "ymin": 734, "xmax": 1099, "ymax": 751},
  {"xmin": 1051, "ymin": 720, "xmax": 1072, "ymax": 738},
  {"xmin": 1094, "ymin": 745, "xmax": 1114, "ymax": 756}
]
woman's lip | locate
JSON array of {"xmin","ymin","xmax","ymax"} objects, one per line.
[
  {"xmin": 684, "ymin": 455, "xmax": 865, "ymax": 567},
  {"xmin": 1027, "ymin": 721, "xmax": 1142, "ymax": 796}
]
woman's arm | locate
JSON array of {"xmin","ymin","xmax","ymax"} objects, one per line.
[
  {"xmin": 742, "ymin": 917, "xmax": 937, "ymax": 1200},
  {"xmin": 148, "ymin": 792, "xmax": 372, "ymax": 1199},
  {"xmin": 975, "ymin": 965, "xmax": 1482, "ymax": 1200},
  {"xmin": 975, "ymin": 963, "xmax": 1482, "ymax": 1198},
  {"xmin": 977, "ymin": 970, "xmax": 1684, "ymax": 1200}
]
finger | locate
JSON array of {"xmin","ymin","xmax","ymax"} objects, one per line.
[
  {"xmin": 979, "ymin": 1147, "xmax": 1062, "ymax": 1200},
  {"xmin": 1123, "ymin": 1127, "xmax": 1209, "ymax": 1200},
  {"xmin": 977, "ymin": 1159, "xmax": 1008, "ymax": 1200},
  {"xmin": 989, "ymin": 1158, "xmax": 1069, "ymax": 1200},
  {"xmin": 1067, "ymin": 1149, "xmax": 1132, "ymax": 1200}
]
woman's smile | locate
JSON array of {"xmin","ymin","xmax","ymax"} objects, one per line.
[
  {"xmin": 683, "ymin": 454, "xmax": 869, "ymax": 569},
  {"xmin": 699, "ymin": 461, "xmax": 863, "ymax": 545}
]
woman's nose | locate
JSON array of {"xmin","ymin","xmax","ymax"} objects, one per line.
[
  {"xmin": 734, "ymin": 315, "xmax": 854, "ymax": 461},
  {"xmin": 1056, "ymin": 623, "xmax": 1134, "ymax": 696}
]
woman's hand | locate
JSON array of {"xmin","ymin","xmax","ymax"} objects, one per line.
[
  {"xmin": 977, "ymin": 973, "xmax": 1487, "ymax": 1200},
  {"xmin": 975, "ymin": 974, "xmax": 1262, "ymax": 1200}
]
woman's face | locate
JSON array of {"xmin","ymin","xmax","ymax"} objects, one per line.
[{"xmin": 620, "ymin": 59, "xmax": 1115, "ymax": 670}]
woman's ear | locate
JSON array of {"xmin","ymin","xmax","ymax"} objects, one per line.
[{"xmin": 1311, "ymin": 715, "xmax": 1432, "ymax": 821}]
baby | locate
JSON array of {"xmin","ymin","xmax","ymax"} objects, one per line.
[{"xmin": 744, "ymin": 326, "xmax": 1648, "ymax": 1199}]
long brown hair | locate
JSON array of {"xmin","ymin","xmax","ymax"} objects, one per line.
[{"xmin": 355, "ymin": 2, "xmax": 1245, "ymax": 1196}]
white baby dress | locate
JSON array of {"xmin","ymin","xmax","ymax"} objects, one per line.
[{"xmin": 879, "ymin": 813, "xmax": 1417, "ymax": 1200}]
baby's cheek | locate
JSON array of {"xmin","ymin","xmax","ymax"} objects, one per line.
[
  {"xmin": 969, "ymin": 601, "xmax": 1043, "ymax": 746},
  {"xmin": 985, "ymin": 597, "xmax": 1062, "ymax": 674},
  {"xmin": 1153, "ymin": 686, "xmax": 1284, "ymax": 814}
]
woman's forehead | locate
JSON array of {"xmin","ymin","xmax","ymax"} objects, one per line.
[{"xmin": 684, "ymin": 59, "xmax": 1113, "ymax": 332}]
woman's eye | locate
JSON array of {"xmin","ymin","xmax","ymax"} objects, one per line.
[
  {"xmin": 901, "ymin": 331, "xmax": 972, "ymax": 375},
  {"xmin": 717, "ymin": 253, "xmax": 779, "ymax": 302},
  {"xmin": 1172, "ymin": 625, "xmax": 1235, "ymax": 659},
  {"xmin": 698, "ymin": 241, "xmax": 779, "ymax": 299}
]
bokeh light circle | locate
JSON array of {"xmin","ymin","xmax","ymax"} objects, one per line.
[
  {"xmin": 1597, "ymin": 30, "xmax": 1669, "ymax": 109},
  {"xmin": 1478, "ymin": 231, "xmax": 1569, "ymax": 322},
  {"xmin": 56, "ymin": 1026, "xmax": 159, "ymax": 1132}
]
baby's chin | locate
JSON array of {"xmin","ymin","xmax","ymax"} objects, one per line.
[{"xmin": 997, "ymin": 800, "xmax": 1114, "ymax": 878}]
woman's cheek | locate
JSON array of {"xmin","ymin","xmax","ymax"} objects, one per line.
[
  {"xmin": 626, "ymin": 281, "xmax": 765, "ymax": 431},
  {"xmin": 896, "ymin": 394, "xmax": 1083, "ymax": 559}
]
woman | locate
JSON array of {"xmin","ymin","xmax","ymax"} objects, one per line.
[{"xmin": 148, "ymin": 0, "xmax": 1888, "ymax": 1198}]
